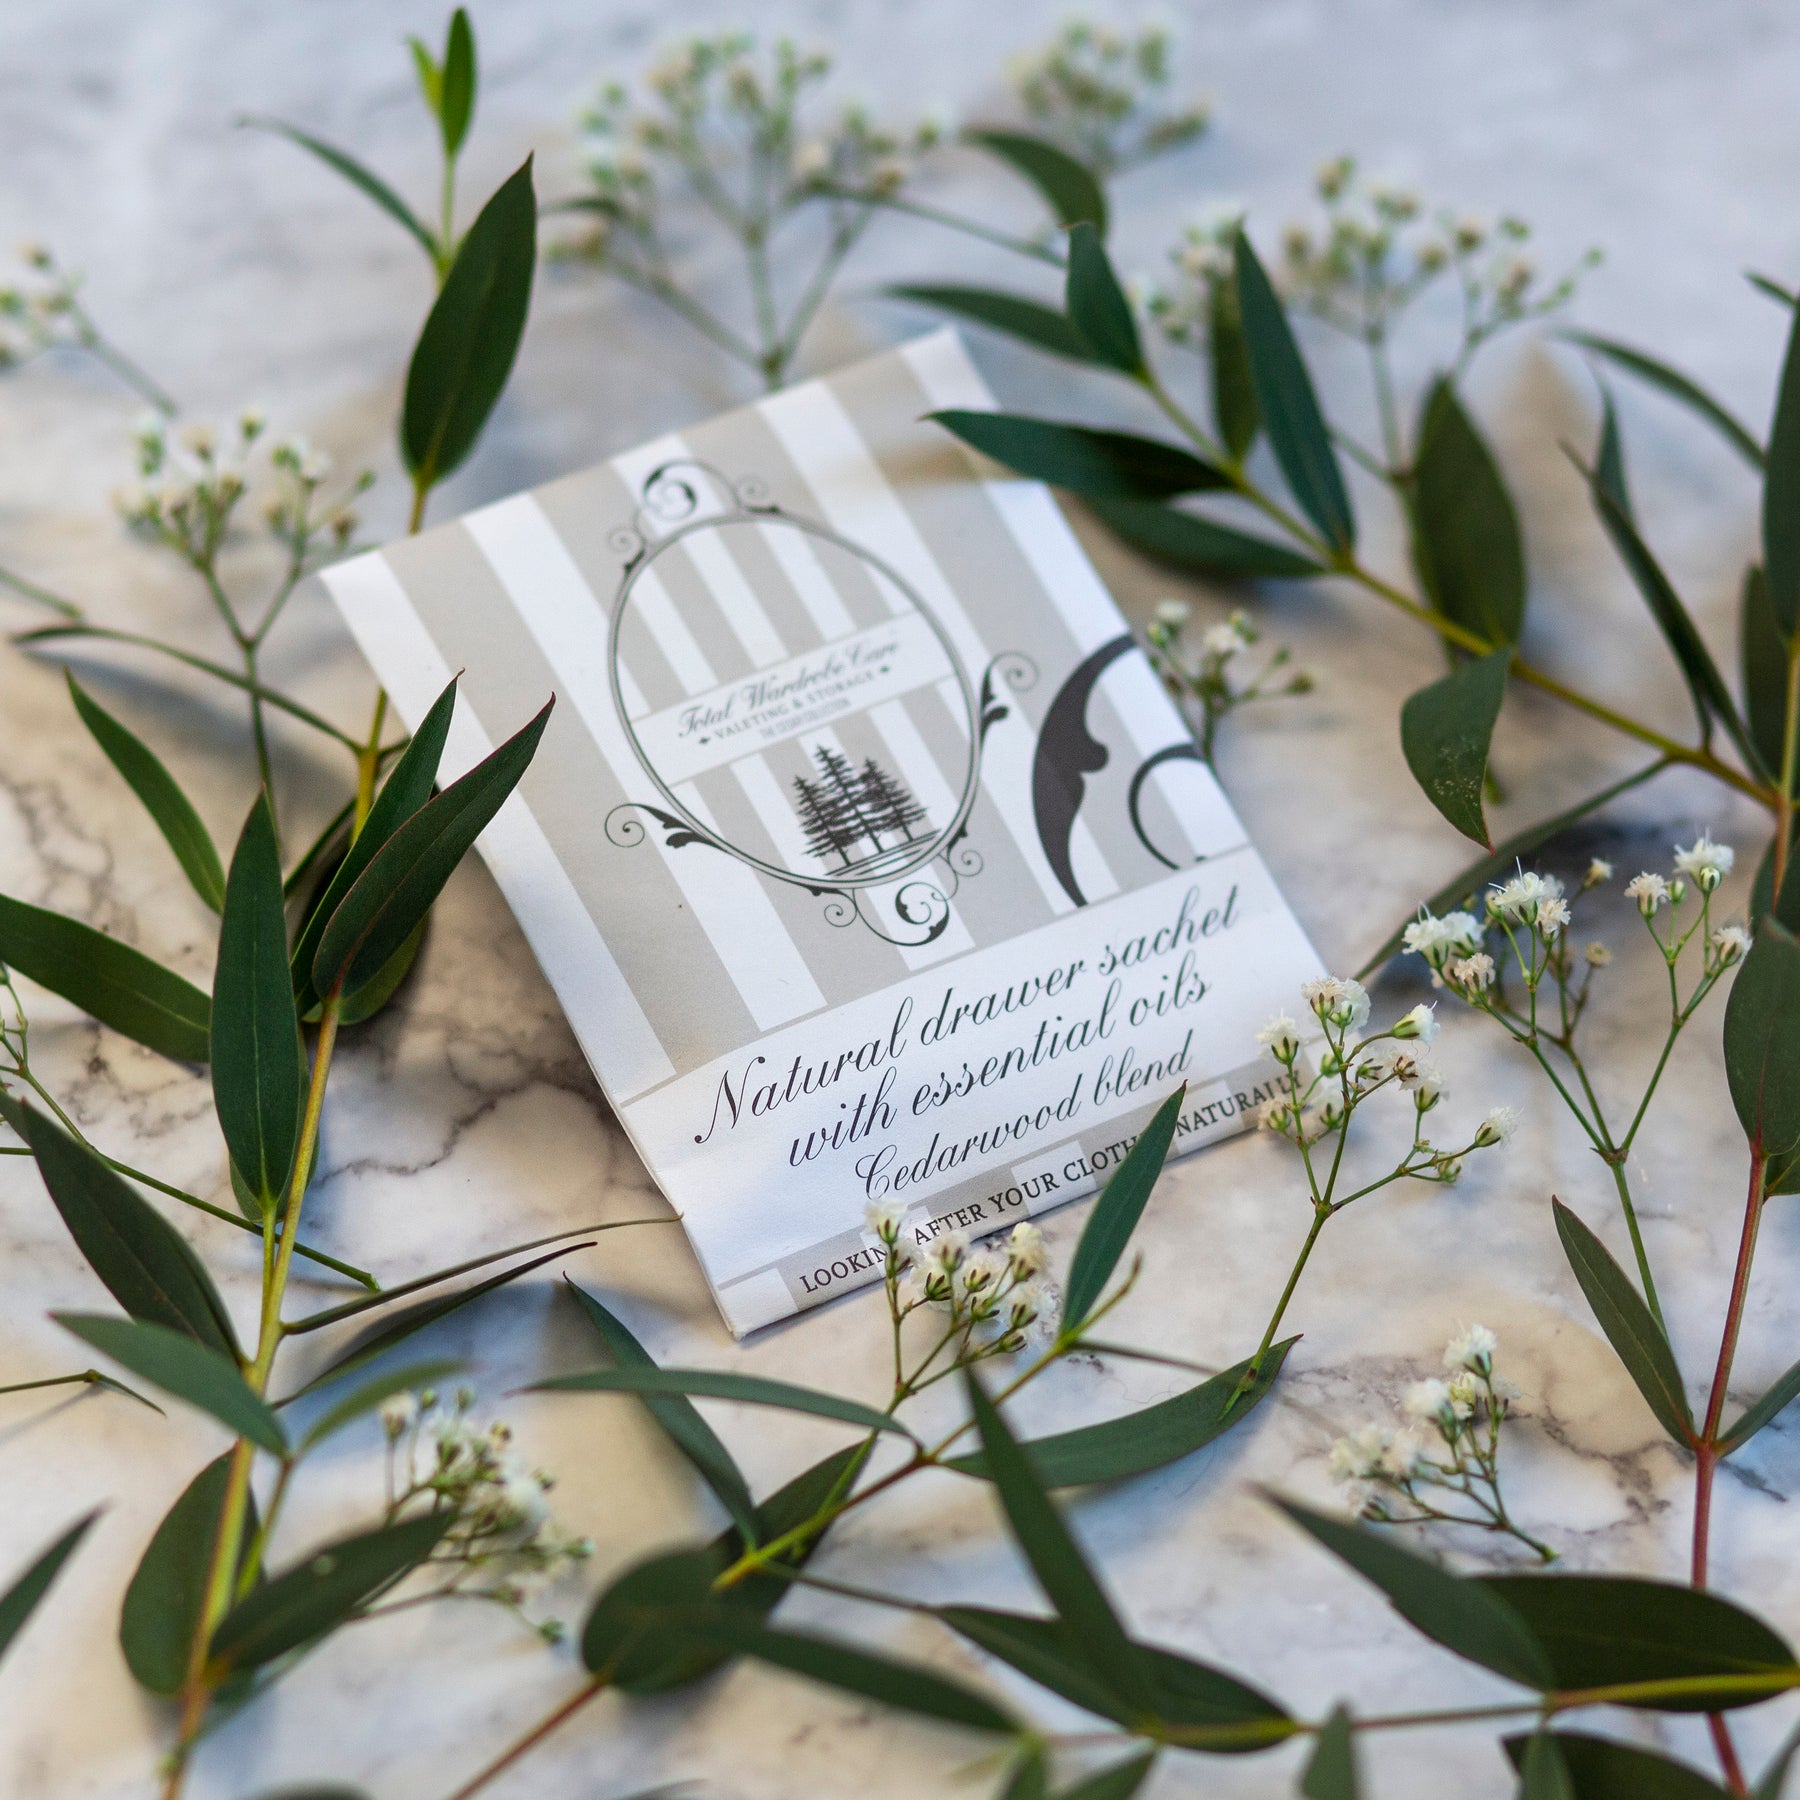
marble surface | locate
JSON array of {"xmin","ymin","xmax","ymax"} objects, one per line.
[{"xmin": 2, "ymin": 2, "xmax": 1799, "ymax": 1795}]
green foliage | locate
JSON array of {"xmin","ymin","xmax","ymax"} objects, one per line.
[
  {"xmin": 1504, "ymin": 1733, "xmax": 1732, "ymax": 1798},
  {"xmin": 1399, "ymin": 647, "xmax": 1511, "ymax": 845},
  {"xmin": 0, "ymin": 892, "xmax": 210, "ymax": 1062},
  {"xmin": 1065, "ymin": 222, "xmax": 1142, "ymax": 373},
  {"xmin": 56, "ymin": 1315, "xmax": 287, "ymax": 1454},
  {"xmin": 965, "ymin": 129, "xmax": 1107, "ymax": 234},
  {"xmin": 297, "ymin": 1359, "xmax": 464, "ymax": 1453},
  {"xmin": 1723, "ymin": 918, "xmax": 1800, "ymax": 1156},
  {"xmin": 242, "ymin": 117, "xmax": 439, "ymax": 264},
  {"xmin": 1061, "ymin": 1085, "xmax": 1184, "ymax": 1328},
  {"xmin": 1082, "ymin": 497, "xmax": 1323, "ymax": 579},
  {"xmin": 0, "ymin": 1511, "xmax": 98, "ymax": 1669},
  {"xmin": 1411, "ymin": 380, "xmax": 1527, "ymax": 645},
  {"xmin": 930, "ymin": 410, "xmax": 1228, "ymax": 500},
  {"xmin": 1233, "ymin": 228, "xmax": 1354, "ymax": 551},
  {"xmin": 401, "ymin": 156, "xmax": 537, "ymax": 494},
  {"xmin": 411, "ymin": 8, "xmax": 476, "ymax": 160},
  {"xmin": 1553, "ymin": 1200, "xmax": 1695, "ymax": 1445},
  {"xmin": 1301, "ymin": 1705, "xmax": 1361, "ymax": 1799},
  {"xmin": 213, "ymin": 794, "xmax": 304, "ymax": 1209},
  {"xmin": 1209, "ymin": 259, "xmax": 1258, "ymax": 463},
  {"xmin": 1765, "ymin": 291, "xmax": 1800, "ymax": 635},
  {"xmin": 888, "ymin": 284, "xmax": 1097, "ymax": 364},
  {"xmin": 1719, "ymin": 1354, "xmax": 1800, "ymax": 1455},
  {"xmin": 1742, "ymin": 565, "xmax": 1789, "ymax": 786},
  {"xmin": 67, "ymin": 672, "xmax": 225, "ymax": 911},
  {"xmin": 1566, "ymin": 332, "xmax": 1764, "ymax": 470},
  {"xmin": 532, "ymin": 1363, "xmax": 913, "ymax": 1438}
]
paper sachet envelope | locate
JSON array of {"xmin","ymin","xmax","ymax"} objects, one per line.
[{"xmin": 321, "ymin": 329, "xmax": 1324, "ymax": 1336}]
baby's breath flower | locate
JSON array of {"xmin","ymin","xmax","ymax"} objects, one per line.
[
  {"xmin": 1536, "ymin": 895, "xmax": 1571, "ymax": 937},
  {"xmin": 1153, "ymin": 595, "xmax": 1191, "ymax": 628},
  {"xmin": 1448, "ymin": 951, "xmax": 1496, "ymax": 993},
  {"xmin": 1584, "ymin": 942, "xmax": 1612, "ymax": 967},
  {"xmin": 1402, "ymin": 910, "xmax": 1483, "ymax": 967},
  {"xmin": 1444, "ymin": 1323, "xmax": 1498, "ymax": 1374},
  {"xmin": 1474, "ymin": 1105, "xmax": 1519, "ymax": 1147},
  {"xmin": 920, "ymin": 1228, "xmax": 968, "ymax": 1277},
  {"xmin": 1583, "ymin": 857, "xmax": 1613, "ymax": 889},
  {"xmin": 1673, "ymin": 833, "xmax": 1734, "ymax": 891},
  {"xmin": 1008, "ymin": 1221, "xmax": 1047, "ymax": 1277},
  {"xmin": 1488, "ymin": 869, "xmax": 1552, "ymax": 922},
  {"xmin": 1402, "ymin": 1377, "xmax": 1452, "ymax": 1421},
  {"xmin": 1301, "ymin": 975, "xmax": 1370, "ymax": 1031},
  {"xmin": 864, "ymin": 1198, "xmax": 907, "ymax": 1245},
  {"xmin": 1257, "ymin": 1012, "xmax": 1302, "ymax": 1062},
  {"xmin": 1392, "ymin": 1002, "xmax": 1438, "ymax": 1042},
  {"xmin": 381, "ymin": 1392, "xmax": 419, "ymax": 1438},
  {"xmin": 1200, "ymin": 620, "xmax": 1247, "ymax": 659},
  {"xmin": 1625, "ymin": 872, "xmax": 1670, "ymax": 915},
  {"xmin": 1712, "ymin": 924, "xmax": 1750, "ymax": 965}
]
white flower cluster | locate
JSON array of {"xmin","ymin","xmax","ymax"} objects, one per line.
[
  {"xmin": 1007, "ymin": 19, "xmax": 1208, "ymax": 176},
  {"xmin": 1328, "ymin": 1326, "xmax": 1549, "ymax": 1559},
  {"xmin": 1142, "ymin": 204, "xmax": 1246, "ymax": 347},
  {"xmin": 867, "ymin": 1201, "xmax": 1059, "ymax": 1355},
  {"xmin": 1143, "ymin": 599, "xmax": 1311, "ymax": 762},
  {"xmin": 380, "ymin": 1386, "xmax": 593, "ymax": 1641}
]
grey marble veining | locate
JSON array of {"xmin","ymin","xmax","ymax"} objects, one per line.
[{"xmin": 2, "ymin": 2, "xmax": 1798, "ymax": 1795}]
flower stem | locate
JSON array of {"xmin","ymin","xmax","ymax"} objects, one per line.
[{"xmin": 437, "ymin": 1677, "xmax": 609, "ymax": 1800}]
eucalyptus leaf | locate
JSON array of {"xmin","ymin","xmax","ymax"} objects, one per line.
[
  {"xmin": 312, "ymin": 696, "xmax": 552, "ymax": 997},
  {"xmin": 1233, "ymin": 229, "xmax": 1354, "ymax": 551},
  {"xmin": 297, "ymin": 1359, "xmax": 463, "ymax": 1452},
  {"xmin": 1755, "ymin": 1715, "xmax": 1800, "ymax": 1799},
  {"xmin": 0, "ymin": 892, "xmax": 210, "ymax": 1062},
  {"xmin": 208, "ymin": 1514, "xmax": 449, "ymax": 1674},
  {"xmin": 1766, "ymin": 284, "xmax": 1800, "ymax": 636},
  {"xmin": 1502, "ymin": 1733, "xmax": 1732, "ymax": 1799},
  {"xmin": 1082, "ymin": 497, "xmax": 1322, "ymax": 580},
  {"xmin": 292, "ymin": 675, "xmax": 457, "ymax": 1016},
  {"xmin": 1065, "ymin": 221, "xmax": 1142, "ymax": 374},
  {"xmin": 66, "ymin": 672, "xmax": 225, "ymax": 911},
  {"xmin": 1209, "ymin": 264, "xmax": 1258, "ymax": 462},
  {"xmin": 1742, "ymin": 565, "xmax": 1790, "ymax": 788},
  {"xmin": 1271, "ymin": 1496, "xmax": 1555, "ymax": 1689},
  {"xmin": 56, "ymin": 1314, "xmax": 286, "ymax": 1455},
  {"xmin": 401, "ymin": 155, "xmax": 536, "ymax": 492},
  {"xmin": 930, "ymin": 410, "xmax": 1229, "ymax": 500},
  {"xmin": 437, "ymin": 8, "xmax": 475, "ymax": 159},
  {"xmin": 1723, "ymin": 918, "xmax": 1800, "ymax": 1156},
  {"xmin": 334, "ymin": 916, "xmax": 425, "ymax": 1026},
  {"xmin": 121, "ymin": 1452, "xmax": 259, "ymax": 1694},
  {"xmin": 213, "ymin": 794, "xmax": 304, "ymax": 1209},
  {"xmin": 1477, "ymin": 1573, "xmax": 1797, "ymax": 1710},
  {"xmin": 964, "ymin": 129, "xmax": 1106, "ymax": 233},
  {"xmin": 1003, "ymin": 1750, "xmax": 1048, "ymax": 1800},
  {"xmin": 1595, "ymin": 389, "xmax": 1631, "ymax": 519},
  {"xmin": 241, "ymin": 117, "xmax": 438, "ymax": 264},
  {"xmin": 1356, "ymin": 760, "xmax": 1669, "ymax": 977},
  {"xmin": 532, "ymin": 1365, "xmax": 912, "ymax": 1439},
  {"xmin": 1058, "ymin": 1753, "xmax": 1157, "ymax": 1800},
  {"xmin": 1553, "ymin": 1200, "xmax": 1695, "ymax": 1445},
  {"xmin": 0, "ymin": 1510, "xmax": 98, "ymax": 1668},
  {"xmin": 964, "ymin": 1371, "xmax": 1154, "ymax": 1713},
  {"xmin": 1520, "ymin": 1730, "xmax": 1579, "ymax": 1800},
  {"xmin": 1062, "ymin": 1085, "xmax": 1185, "ymax": 1329},
  {"xmin": 566, "ymin": 1282, "xmax": 757, "ymax": 1540},
  {"xmin": 1751, "ymin": 272, "xmax": 1800, "ymax": 309},
  {"xmin": 1302, "ymin": 1704, "xmax": 1360, "ymax": 1799},
  {"xmin": 1399, "ymin": 647, "xmax": 1511, "ymax": 846},
  {"xmin": 1412, "ymin": 380, "xmax": 1527, "ymax": 645},
  {"xmin": 886, "ymin": 283, "xmax": 1096, "ymax": 364},
  {"xmin": 1564, "ymin": 333, "xmax": 1765, "ymax": 470},
  {"xmin": 943, "ymin": 1338, "xmax": 1294, "ymax": 1486},
  {"xmin": 1720, "ymin": 1355, "xmax": 1800, "ymax": 1455},
  {"xmin": 9, "ymin": 1097, "xmax": 237, "ymax": 1355}
]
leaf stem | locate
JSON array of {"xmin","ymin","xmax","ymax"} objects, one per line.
[{"xmin": 436, "ymin": 1676, "xmax": 609, "ymax": 1800}]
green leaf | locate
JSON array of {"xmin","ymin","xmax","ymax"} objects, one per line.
[
  {"xmin": 334, "ymin": 916, "xmax": 425, "ymax": 1026},
  {"xmin": 1065, "ymin": 221, "xmax": 1141, "ymax": 374},
  {"xmin": 121, "ymin": 1452, "xmax": 259, "ymax": 1694},
  {"xmin": 1755, "ymin": 1716, "xmax": 1800, "ymax": 1799},
  {"xmin": 1271, "ymin": 1496, "xmax": 1555, "ymax": 1688},
  {"xmin": 1399, "ymin": 647, "xmax": 1512, "ymax": 846},
  {"xmin": 566, "ymin": 1282, "xmax": 756, "ymax": 1539},
  {"xmin": 1058, "ymin": 1753, "xmax": 1156, "ymax": 1800},
  {"xmin": 1751, "ymin": 272, "xmax": 1799, "ymax": 309},
  {"xmin": 1742, "ymin": 565, "xmax": 1790, "ymax": 787},
  {"xmin": 1302, "ymin": 1704, "xmax": 1360, "ymax": 1799},
  {"xmin": 1209, "ymin": 264, "xmax": 1258, "ymax": 462},
  {"xmin": 1520, "ymin": 1730, "xmax": 1579, "ymax": 1800},
  {"xmin": 1062, "ymin": 1085, "xmax": 1184, "ymax": 1330},
  {"xmin": 213, "ymin": 794, "xmax": 304, "ymax": 1208},
  {"xmin": 56, "ymin": 1314, "xmax": 285, "ymax": 1454},
  {"xmin": 0, "ymin": 1510, "xmax": 98, "ymax": 1668},
  {"xmin": 1412, "ymin": 380, "xmax": 1527, "ymax": 645},
  {"xmin": 208, "ymin": 1514, "xmax": 449, "ymax": 1674},
  {"xmin": 7, "ymin": 1097, "xmax": 237, "ymax": 1355},
  {"xmin": 886, "ymin": 284, "xmax": 1096, "ymax": 364},
  {"xmin": 1564, "ymin": 333, "xmax": 1764, "ymax": 470},
  {"xmin": 1479, "ymin": 1573, "xmax": 1796, "ymax": 1710},
  {"xmin": 292, "ymin": 676, "xmax": 458, "ymax": 1016},
  {"xmin": 945, "ymin": 1339, "xmax": 1294, "ymax": 1486},
  {"xmin": 1234, "ymin": 229, "xmax": 1354, "ymax": 551},
  {"xmin": 582, "ymin": 1443, "xmax": 868, "ymax": 1691},
  {"xmin": 1503, "ymin": 1733, "xmax": 1731, "ymax": 1799},
  {"xmin": 964, "ymin": 1371, "xmax": 1154, "ymax": 1714},
  {"xmin": 241, "ymin": 117, "xmax": 438, "ymax": 263},
  {"xmin": 1552, "ymin": 1200, "xmax": 1694, "ymax": 1445},
  {"xmin": 1720, "ymin": 1355, "xmax": 1800, "ymax": 1455},
  {"xmin": 1766, "ymin": 288, "xmax": 1800, "ymax": 636},
  {"xmin": 437, "ymin": 8, "xmax": 476, "ymax": 158},
  {"xmin": 401, "ymin": 155, "xmax": 536, "ymax": 491},
  {"xmin": 1004, "ymin": 1750, "xmax": 1048, "ymax": 1800},
  {"xmin": 290, "ymin": 1241, "xmax": 588, "ymax": 1397},
  {"xmin": 1724, "ymin": 918, "xmax": 1800, "ymax": 1155},
  {"xmin": 1356, "ymin": 760, "xmax": 1671, "ymax": 977},
  {"xmin": 66, "ymin": 673, "xmax": 224, "ymax": 911},
  {"xmin": 531, "ymin": 1365, "xmax": 913, "ymax": 1439},
  {"xmin": 312, "ymin": 696, "xmax": 552, "ymax": 997},
  {"xmin": 1587, "ymin": 467, "xmax": 1766, "ymax": 776},
  {"xmin": 1082, "ymin": 496, "xmax": 1322, "ymax": 580},
  {"xmin": 964, "ymin": 128, "xmax": 1106, "ymax": 234},
  {"xmin": 938, "ymin": 1606, "xmax": 1287, "ymax": 1747},
  {"xmin": 297, "ymin": 1359, "xmax": 463, "ymax": 1453},
  {"xmin": 683, "ymin": 1615, "xmax": 1013, "ymax": 1733},
  {"xmin": 930, "ymin": 410, "xmax": 1229, "ymax": 501},
  {"xmin": 0, "ymin": 892, "xmax": 210, "ymax": 1062}
]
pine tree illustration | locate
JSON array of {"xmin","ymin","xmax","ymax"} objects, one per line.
[
  {"xmin": 792, "ymin": 770, "xmax": 851, "ymax": 867},
  {"xmin": 811, "ymin": 744, "xmax": 884, "ymax": 860},
  {"xmin": 856, "ymin": 757, "xmax": 928, "ymax": 845}
]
